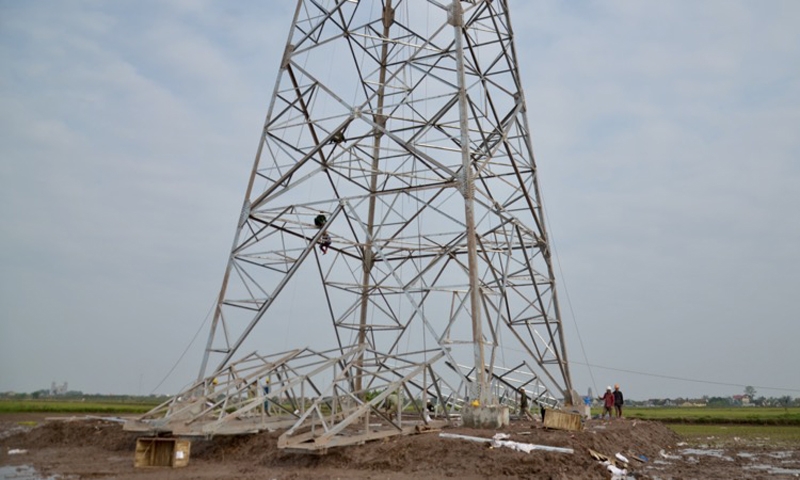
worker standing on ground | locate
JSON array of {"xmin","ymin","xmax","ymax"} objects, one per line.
[
  {"xmin": 518, "ymin": 387, "xmax": 533, "ymax": 421},
  {"xmin": 263, "ymin": 378, "xmax": 271, "ymax": 413},
  {"xmin": 613, "ymin": 384, "xmax": 624, "ymax": 418},
  {"xmin": 600, "ymin": 386, "xmax": 614, "ymax": 420},
  {"xmin": 383, "ymin": 392, "xmax": 399, "ymax": 420}
]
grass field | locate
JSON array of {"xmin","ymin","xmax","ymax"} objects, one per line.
[
  {"xmin": 0, "ymin": 398, "xmax": 161, "ymax": 414},
  {"xmin": 593, "ymin": 407, "xmax": 800, "ymax": 425},
  {"xmin": 668, "ymin": 423, "xmax": 800, "ymax": 445},
  {"xmin": 589, "ymin": 406, "xmax": 800, "ymax": 445}
]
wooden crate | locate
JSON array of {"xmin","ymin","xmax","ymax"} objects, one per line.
[
  {"xmin": 134, "ymin": 437, "xmax": 191, "ymax": 468},
  {"xmin": 543, "ymin": 409, "xmax": 583, "ymax": 431}
]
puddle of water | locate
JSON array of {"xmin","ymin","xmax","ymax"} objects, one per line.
[
  {"xmin": 680, "ymin": 448, "xmax": 733, "ymax": 461},
  {"xmin": 744, "ymin": 464, "xmax": 800, "ymax": 476},
  {"xmin": 0, "ymin": 465, "xmax": 61, "ymax": 479},
  {"xmin": 769, "ymin": 451, "xmax": 795, "ymax": 459},
  {"xmin": 647, "ymin": 447, "xmax": 798, "ymax": 477},
  {"xmin": 659, "ymin": 449, "xmax": 681, "ymax": 460}
]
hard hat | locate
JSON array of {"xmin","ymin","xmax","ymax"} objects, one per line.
[
  {"xmin": 606, "ymin": 386, "xmax": 611, "ymax": 391},
  {"xmin": 212, "ymin": 378, "xmax": 219, "ymax": 385}
]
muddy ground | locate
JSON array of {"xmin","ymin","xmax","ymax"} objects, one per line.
[{"xmin": 1, "ymin": 413, "xmax": 798, "ymax": 479}]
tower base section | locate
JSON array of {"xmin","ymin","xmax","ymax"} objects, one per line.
[{"xmin": 461, "ymin": 405, "xmax": 509, "ymax": 429}]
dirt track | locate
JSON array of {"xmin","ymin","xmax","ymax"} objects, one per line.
[{"xmin": 1, "ymin": 413, "xmax": 799, "ymax": 479}]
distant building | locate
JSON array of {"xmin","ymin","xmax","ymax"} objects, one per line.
[
  {"xmin": 50, "ymin": 381, "xmax": 68, "ymax": 396},
  {"xmin": 732, "ymin": 394, "xmax": 751, "ymax": 405}
]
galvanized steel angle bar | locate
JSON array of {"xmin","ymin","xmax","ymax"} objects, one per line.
[
  {"xmin": 343, "ymin": 199, "xmax": 469, "ymax": 384},
  {"xmin": 287, "ymin": 351, "xmax": 445, "ymax": 447},
  {"xmin": 213, "ymin": 206, "xmax": 345, "ymax": 371},
  {"xmin": 249, "ymin": 118, "xmax": 354, "ymax": 211},
  {"xmin": 268, "ymin": 80, "xmax": 320, "ymax": 130},
  {"xmin": 293, "ymin": 1, "xmax": 348, "ymax": 49}
]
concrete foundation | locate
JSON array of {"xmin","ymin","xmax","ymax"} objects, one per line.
[{"xmin": 461, "ymin": 405, "xmax": 509, "ymax": 429}]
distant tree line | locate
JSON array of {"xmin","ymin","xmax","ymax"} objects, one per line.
[
  {"xmin": 596, "ymin": 385, "xmax": 796, "ymax": 408},
  {"xmin": 0, "ymin": 391, "xmax": 170, "ymax": 403}
]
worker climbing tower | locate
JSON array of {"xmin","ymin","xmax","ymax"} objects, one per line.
[{"xmin": 128, "ymin": 0, "xmax": 575, "ymax": 450}]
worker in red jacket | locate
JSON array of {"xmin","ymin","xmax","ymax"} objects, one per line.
[{"xmin": 600, "ymin": 386, "xmax": 614, "ymax": 420}]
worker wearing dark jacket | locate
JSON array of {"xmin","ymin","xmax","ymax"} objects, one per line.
[
  {"xmin": 518, "ymin": 387, "xmax": 533, "ymax": 420},
  {"xmin": 613, "ymin": 384, "xmax": 624, "ymax": 418}
]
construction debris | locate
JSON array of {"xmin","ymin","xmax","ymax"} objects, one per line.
[
  {"xmin": 438, "ymin": 432, "xmax": 574, "ymax": 454},
  {"xmin": 134, "ymin": 437, "xmax": 191, "ymax": 468},
  {"xmin": 630, "ymin": 452, "xmax": 649, "ymax": 463},
  {"xmin": 606, "ymin": 462, "xmax": 629, "ymax": 478},
  {"xmin": 589, "ymin": 448, "xmax": 615, "ymax": 464},
  {"xmin": 589, "ymin": 448, "xmax": 632, "ymax": 478},
  {"xmin": 543, "ymin": 409, "xmax": 583, "ymax": 431}
]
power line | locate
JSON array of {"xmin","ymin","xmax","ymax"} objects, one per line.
[
  {"xmin": 497, "ymin": 340, "xmax": 798, "ymax": 394},
  {"xmin": 568, "ymin": 360, "xmax": 800, "ymax": 394},
  {"xmin": 540, "ymin": 200, "xmax": 599, "ymax": 396},
  {"xmin": 150, "ymin": 300, "xmax": 215, "ymax": 394}
]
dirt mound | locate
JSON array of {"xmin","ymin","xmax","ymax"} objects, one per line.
[
  {"xmin": 191, "ymin": 419, "xmax": 679, "ymax": 478},
  {"xmin": 2, "ymin": 417, "xmax": 680, "ymax": 479},
  {"xmin": 183, "ymin": 420, "xmax": 678, "ymax": 478},
  {"xmin": 8, "ymin": 418, "xmax": 139, "ymax": 452}
]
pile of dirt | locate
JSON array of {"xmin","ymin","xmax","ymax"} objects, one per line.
[
  {"xmin": 190, "ymin": 418, "xmax": 678, "ymax": 476},
  {"xmin": 1, "ymin": 416, "xmax": 680, "ymax": 479},
  {"xmin": 10, "ymin": 418, "xmax": 139, "ymax": 452}
]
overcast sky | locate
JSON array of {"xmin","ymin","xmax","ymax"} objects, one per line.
[{"xmin": 1, "ymin": 0, "xmax": 798, "ymax": 400}]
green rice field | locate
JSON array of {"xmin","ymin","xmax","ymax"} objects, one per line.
[
  {"xmin": 0, "ymin": 398, "xmax": 161, "ymax": 414},
  {"xmin": 589, "ymin": 406, "xmax": 800, "ymax": 445},
  {"xmin": 668, "ymin": 423, "xmax": 800, "ymax": 445},
  {"xmin": 593, "ymin": 406, "xmax": 800, "ymax": 425}
]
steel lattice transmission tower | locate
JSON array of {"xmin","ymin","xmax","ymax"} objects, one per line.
[{"xmin": 128, "ymin": 0, "xmax": 575, "ymax": 447}]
